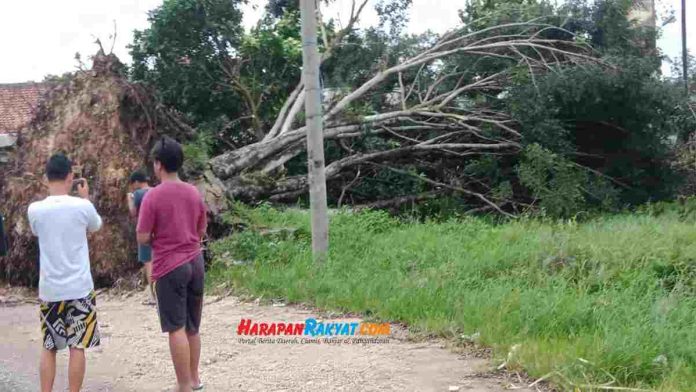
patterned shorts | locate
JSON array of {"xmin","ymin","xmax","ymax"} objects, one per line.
[{"xmin": 39, "ymin": 291, "xmax": 100, "ymax": 351}]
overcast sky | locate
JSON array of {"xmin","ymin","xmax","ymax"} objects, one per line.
[{"xmin": 0, "ymin": 0, "xmax": 692, "ymax": 83}]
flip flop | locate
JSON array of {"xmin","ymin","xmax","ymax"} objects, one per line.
[{"xmin": 193, "ymin": 383, "xmax": 204, "ymax": 390}]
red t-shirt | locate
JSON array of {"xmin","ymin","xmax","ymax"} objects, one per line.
[{"xmin": 136, "ymin": 181, "xmax": 207, "ymax": 280}]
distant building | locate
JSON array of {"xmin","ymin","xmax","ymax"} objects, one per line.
[
  {"xmin": 628, "ymin": 0, "xmax": 657, "ymax": 53},
  {"xmin": 0, "ymin": 83, "xmax": 48, "ymax": 163},
  {"xmin": 629, "ymin": 0, "xmax": 656, "ymax": 27}
]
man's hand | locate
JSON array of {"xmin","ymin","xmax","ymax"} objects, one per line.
[{"xmin": 76, "ymin": 179, "xmax": 89, "ymax": 199}]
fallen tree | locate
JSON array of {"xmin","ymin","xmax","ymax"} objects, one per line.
[
  {"xmin": 129, "ymin": 0, "xmax": 693, "ymax": 215},
  {"xmin": 0, "ymin": 52, "xmax": 225, "ymax": 285},
  {"xmin": 207, "ymin": 8, "xmax": 598, "ymax": 213}
]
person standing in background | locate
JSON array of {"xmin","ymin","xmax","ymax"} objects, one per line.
[
  {"xmin": 127, "ymin": 170, "xmax": 155, "ymax": 305},
  {"xmin": 137, "ymin": 137, "xmax": 207, "ymax": 392},
  {"xmin": 28, "ymin": 153, "xmax": 103, "ymax": 392}
]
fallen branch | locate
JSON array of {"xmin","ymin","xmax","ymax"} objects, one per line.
[{"xmin": 374, "ymin": 164, "xmax": 515, "ymax": 218}]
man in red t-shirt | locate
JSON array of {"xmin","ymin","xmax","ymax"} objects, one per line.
[{"xmin": 137, "ymin": 136, "xmax": 207, "ymax": 392}]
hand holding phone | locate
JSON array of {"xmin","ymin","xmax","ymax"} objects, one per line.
[
  {"xmin": 75, "ymin": 179, "xmax": 89, "ymax": 199},
  {"xmin": 71, "ymin": 179, "xmax": 83, "ymax": 192}
]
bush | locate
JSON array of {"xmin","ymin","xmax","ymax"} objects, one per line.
[
  {"xmin": 181, "ymin": 133, "xmax": 213, "ymax": 178},
  {"xmin": 508, "ymin": 59, "xmax": 694, "ymax": 210}
]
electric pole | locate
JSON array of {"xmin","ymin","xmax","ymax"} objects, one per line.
[
  {"xmin": 300, "ymin": 0, "xmax": 329, "ymax": 262},
  {"xmin": 682, "ymin": 0, "xmax": 689, "ymax": 95}
]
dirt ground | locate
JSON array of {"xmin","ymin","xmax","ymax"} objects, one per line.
[{"xmin": 0, "ymin": 289, "xmax": 538, "ymax": 392}]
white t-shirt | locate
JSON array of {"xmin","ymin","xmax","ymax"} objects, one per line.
[{"xmin": 28, "ymin": 195, "xmax": 103, "ymax": 301}]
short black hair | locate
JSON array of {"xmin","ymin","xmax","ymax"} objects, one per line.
[
  {"xmin": 129, "ymin": 170, "xmax": 149, "ymax": 184},
  {"xmin": 46, "ymin": 153, "xmax": 73, "ymax": 181},
  {"xmin": 151, "ymin": 136, "xmax": 183, "ymax": 173}
]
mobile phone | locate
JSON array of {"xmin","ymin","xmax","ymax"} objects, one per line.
[
  {"xmin": 71, "ymin": 164, "xmax": 84, "ymax": 194},
  {"xmin": 71, "ymin": 179, "xmax": 85, "ymax": 193},
  {"xmin": 72, "ymin": 164, "xmax": 83, "ymax": 178}
]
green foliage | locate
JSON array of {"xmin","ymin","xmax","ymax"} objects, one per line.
[
  {"xmin": 637, "ymin": 196, "xmax": 696, "ymax": 221},
  {"xmin": 236, "ymin": 10, "xmax": 303, "ymax": 125},
  {"xmin": 566, "ymin": 0, "xmax": 657, "ymax": 58},
  {"xmin": 440, "ymin": 0, "xmax": 685, "ymax": 216},
  {"xmin": 374, "ymin": 0, "xmax": 413, "ymax": 39},
  {"xmin": 461, "ymin": 0, "xmax": 655, "ymax": 58},
  {"xmin": 509, "ymin": 59, "xmax": 693, "ymax": 207},
  {"xmin": 130, "ymin": 0, "xmax": 694, "ymax": 219},
  {"xmin": 266, "ymin": 0, "xmax": 298, "ymax": 18},
  {"xmin": 129, "ymin": 0, "xmax": 303, "ymax": 151},
  {"xmin": 518, "ymin": 144, "xmax": 588, "ymax": 217},
  {"xmin": 181, "ymin": 132, "xmax": 213, "ymax": 178},
  {"xmin": 347, "ymin": 166, "xmax": 424, "ymax": 203},
  {"xmin": 460, "ymin": 0, "xmax": 557, "ymax": 32},
  {"xmin": 129, "ymin": 0, "xmax": 246, "ymax": 126},
  {"xmin": 209, "ymin": 206, "xmax": 696, "ymax": 391}
]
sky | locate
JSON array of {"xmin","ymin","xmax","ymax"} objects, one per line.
[{"xmin": 0, "ymin": 0, "xmax": 692, "ymax": 83}]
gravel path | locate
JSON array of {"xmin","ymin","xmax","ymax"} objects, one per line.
[
  {"xmin": 0, "ymin": 291, "xmax": 535, "ymax": 392},
  {"xmin": 0, "ymin": 364, "xmax": 34, "ymax": 392}
]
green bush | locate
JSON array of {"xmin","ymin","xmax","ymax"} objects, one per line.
[
  {"xmin": 181, "ymin": 133, "xmax": 212, "ymax": 178},
  {"xmin": 509, "ymin": 59, "xmax": 693, "ymax": 209}
]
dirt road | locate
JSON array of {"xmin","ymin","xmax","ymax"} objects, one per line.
[{"xmin": 0, "ymin": 290, "xmax": 535, "ymax": 392}]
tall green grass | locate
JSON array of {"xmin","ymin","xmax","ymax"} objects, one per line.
[{"xmin": 209, "ymin": 204, "xmax": 696, "ymax": 391}]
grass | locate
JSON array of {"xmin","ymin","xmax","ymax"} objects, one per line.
[{"xmin": 208, "ymin": 203, "xmax": 696, "ymax": 391}]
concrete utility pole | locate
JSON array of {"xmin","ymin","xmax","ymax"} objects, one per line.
[
  {"xmin": 300, "ymin": 0, "xmax": 329, "ymax": 262},
  {"xmin": 682, "ymin": 0, "xmax": 689, "ymax": 95}
]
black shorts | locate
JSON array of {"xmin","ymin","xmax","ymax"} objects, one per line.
[
  {"xmin": 40, "ymin": 291, "xmax": 100, "ymax": 351},
  {"xmin": 154, "ymin": 254, "xmax": 205, "ymax": 333}
]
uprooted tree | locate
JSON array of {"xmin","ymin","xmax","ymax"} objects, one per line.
[
  {"xmin": 133, "ymin": 0, "xmax": 694, "ymax": 215},
  {"xmin": 0, "ymin": 52, "xmax": 226, "ymax": 285},
  {"xmin": 208, "ymin": 21, "xmax": 598, "ymax": 215}
]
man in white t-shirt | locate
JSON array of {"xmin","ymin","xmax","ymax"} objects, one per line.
[{"xmin": 28, "ymin": 153, "xmax": 103, "ymax": 392}]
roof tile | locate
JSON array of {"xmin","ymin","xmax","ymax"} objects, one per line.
[{"xmin": 0, "ymin": 83, "xmax": 48, "ymax": 134}]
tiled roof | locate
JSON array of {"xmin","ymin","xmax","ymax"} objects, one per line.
[{"xmin": 0, "ymin": 83, "xmax": 48, "ymax": 134}]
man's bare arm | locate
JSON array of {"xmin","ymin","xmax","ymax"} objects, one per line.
[
  {"xmin": 137, "ymin": 231, "xmax": 151, "ymax": 245},
  {"xmin": 127, "ymin": 193, "xmax": 137, "ymax": 219}
]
